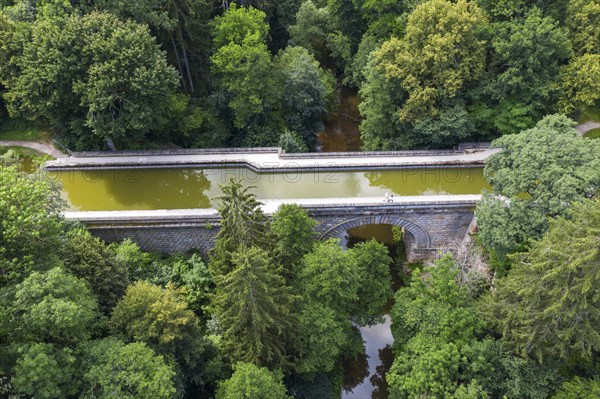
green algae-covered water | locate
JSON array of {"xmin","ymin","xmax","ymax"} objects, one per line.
[{"xmin": 50, "ymin": 166, "xmax": 489, "ymax": 211}]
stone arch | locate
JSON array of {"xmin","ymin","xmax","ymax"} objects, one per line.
[{"xmin": 319, "ymin": 216, "xmax": 432, "ymax": 249}]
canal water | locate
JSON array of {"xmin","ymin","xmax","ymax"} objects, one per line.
[
  {"xmin": 343, "ymin": 224, "xmax": 401, "ymax": 399},
  {"xmin": 49, "ymin": 167, "xmax": 488, "ymax": 211}
]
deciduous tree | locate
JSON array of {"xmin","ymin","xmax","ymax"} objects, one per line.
[
  {"xmin": 387, "ymin": 255, "xmax": 496, "ymax": 398},
  {"xmin": 566, "ymin": 0, "xmax": 600, "ymax": 55},
  {"xmin": 271, "ymin": 203, "xmax": 317, "ymax": 279},
  {"xmin": 475, "ymin": 8, "xmax": 571, "ymax": 134},
  {"xmin": 62, "ymin": 228, "xmax": 129, "ymax": 313},
  {"xmin": 8, "ymin": 267, "xmax": 99, "ymax": 345},
  {"xmin": 81, "ymin": 338, "xmax": 176, "ymax": 399},
  {"xmin": 299, "ymin": 238, "xmax": 359, "ymax": 316},
  {"xmin": 216, "ymin": 362, "xmax": 291, "ymax": 399},
  {"xmin": 350, "ymin": 240, "xmax": 393, "ymax": 326},
  {"xmin": 110, "ymin": 280, "xmax": 222, "ymax": 394},
  {"xmin": 211, "ymin": 5, "xmax": 280, "ymax": 135},
  {"xmin": 11, "ymin": 343, "xmax": 78, "ymax": 399},
  {"xmin": 0, "ymin": 166, "xmax": 65, "ymax": 287},
  {"xmin": 476, "ymin": 115, "xmax": 600, "ymax": 258},
  {"xmin": 558, "ymin": 54, "xmax": 600, "ymax": 115},
  {"xmin": 1, "ymin": 12, "xmax": 179, "ymax": 149},
  {"xmin": 376, "ymin": 0, "xmax": 487, "ymax": 124},
  {"xmin": 275, "ymin": 46, "xmax": 334, "ymax": 149}
]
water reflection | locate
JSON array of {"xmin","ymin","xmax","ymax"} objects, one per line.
[
  {"xmin": 56, "ymin": 168, "xmax": 213, "ymax": 211},
  {"xmin": 342, "ymin": 350, "xmax": 369, "ymax": 392},
  {"xmin": 49, "ymin": 167, "xmax": 488, "ymax": 211},
  {"xmin": 370, "ymin": 345, "xmax": 394, "ymax": 399},
  {"xmin": 364, "ymin": 168, "xmax": 485, "ymax": 196},
  {"xmin": 342, "ymin": 316, "xmax": 394, "ymax": 399},
  {"xmin": 343, "ymin": 225, "xmax": 400, "ymax": 399}
]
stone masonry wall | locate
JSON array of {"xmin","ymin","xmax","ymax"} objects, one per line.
[{"xmin": 82, "ymin": 203, "xmax": 475, "ymax": 262}]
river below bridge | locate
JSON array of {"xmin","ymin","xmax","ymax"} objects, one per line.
[
  {"xmin": 49, "ymin": 166, "xmax": 488, "ymax": 211},
  {"xmin": 342, "ymin": 224, "xmax": 402, "ymax": 398}
]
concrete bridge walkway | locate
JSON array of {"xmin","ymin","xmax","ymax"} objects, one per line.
[
  {"xmin": 46, "ymin": 147, "xmax": 500, "ymax": 172},
  {"xmin": 64, "ymin": 194, "xmax": 481, "ymax": 220}
]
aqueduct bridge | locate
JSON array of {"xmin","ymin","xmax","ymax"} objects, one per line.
[{"xmin": 46, "ymin": 146, "xmax": 497, "ymax": 261}]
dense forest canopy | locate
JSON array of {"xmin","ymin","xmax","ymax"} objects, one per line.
[{"xmin": 0, "ymin": 0, "xmax": 597, "ymax": 150}]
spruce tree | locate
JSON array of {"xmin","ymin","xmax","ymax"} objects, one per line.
[
  {"xmin": 210, "ymin": 178, "xmax": 269, "ymax": 276},
  {"xmin": 213, "ymin": 246, "xmax": 295, "ymax": 369},
  {"xmin": 480, "ymin": 199, "xmax": 600, "ymax": 364}
]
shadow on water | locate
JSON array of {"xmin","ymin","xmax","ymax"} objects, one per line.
[
  {"xmin": 317, "ymin": 86, "xmax": 362, "ymax": 152},
  {"xmin": 342, "ymin": 224, "xmax": 403, "ymax": 399}
]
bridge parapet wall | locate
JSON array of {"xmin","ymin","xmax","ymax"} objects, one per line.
[{"xmin": 68, "ymin": 199, "xmax": 476, "ymax": 263}]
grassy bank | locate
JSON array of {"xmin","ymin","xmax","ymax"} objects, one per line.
[
  {"xmin": 584, "ymin": 128, "xmax": 600, "ymax": 139},
  {"xmin": 0, "ymin": 118, "xmax": 50, "ymax": 141},
  {"xmin": 577, "ymin": 106, "xmax": 600, "ymax": 124}
]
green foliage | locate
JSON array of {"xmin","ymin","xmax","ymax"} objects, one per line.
[
  {"xmin": 476, "ymin": 114, "xmax": 600, "ymax": 257},
  {"xmin": 0, "ymin": 12, "xmax": 178, "ymax": 149},
  {"xmin": 81, "ymin": 337, "xmax": 176, "ymax": 399},
  {"xmin": 216, "ymin": 362, "xmax": 291, "ymax": 399},
  {"xmin": 294, "ymin": 302, "xmax": 348, "ymax": 374},
  {"xmin": 279, "ymin": 130, "xmax": 308, "ymax": 153},
  {"xmin": 476, "ymin": 8, "xmax": 571, "ymax": 135},
  {"xmin": 558, "ymin": 54, "xmax": 600, "ymax": 115},
  {"xmin": 387, "ymin": 255, "xmax": 496, "ymax": 398},
  {"xmin": 350, "ymin": 240, "xmax": 393, "ymax": 326},
  {"xmin": 359, "ymin": 52, "xmax": 411, "ymax": 150},
  {"xmin": 275, "ymin": 45, "xmax": 334, "ymax": 148},
  {"xmin": 163, "ymin": 254, "xmax": 214, "ymax": 316},
  {"xmin": 62, "ymin": 228, "xmax": 129, "ymax": 313},
  {"xmin": 566, "ymin": 0, "xmax": 600, "ymax": 55},
  {"xmin": 11, "ymin": 343, "xmax": 77, "ymax": 399},
  {"xmin": 93, "ymin": 0, "xmax": 176, "ymax": 30},
  {"xmin": 391, "ymin": 255, "xmax": 484, "ymax": 349},
  {"xmin": 110, "ymin": 238, "xmax": 152, "ymax": 279},
  {"xmin": 377, "ymin": 0, "xmax": 487, "ymax": 124},
  {"xmin": 271, "ymin": 203, "xmax": 317, "ymax": 278},
  {"xmin": 0, "ymin": 166, "xmax": 65, "ymax": 286},
  {"xmin": 110, "ymin": 281, "xmax": 200, "ymax": 356},
  {"xmin": 479, "ymin": 199, "xmax": 600, "ymax": 364},
  {"xmin": 359, "ymin": 0, "xmax": 487, "ymax": 149},
  {"xmin": 210, "ymin": 178, "xmax": 269, "ymax": 275},
  {"xmin": 477, "ymin": 0, "xmax": 569, "ymax": 21},
  {"xmin": 123, "ymin": 250, "xmax": 214, "ymax": 316},
  {"xmin": 344, "ymin": 33, "xmax": 380, "ymax": 88},
  {"xmin": 8, "ymin": 267, "xmax": 99, "ymax": 345},
  {"xmin": 299, "ymin": 238, "xmax": 360, "ymax": 316},
  {"xmin": 213, "ymin": 246, "xmax": 295, "ymax": 369},
  {"xmin": 211, "ymin": 5, "xmax": 280, "ymax": 134},
  {"xmin": 288, "ymin": 0, "xmax": 330, "ymax": 58},
  {"xmin": 476, "ymin": 193, "xmax": 546, "ymax": 262},
  {"xmin": 412, "ymin": 104, "xmax": 474, "ymax": 148},
  {"xmin": 495, "ymin": 355, "xmax": 561, "ymax": 399},
  {"xmin": 212, "ymin": 4, "xmax": 269, "ymax": 49},
  {"xmin": 552, "ymin": 376, "xmax": 600, "ymax": 399},
  {"xmin": 110, "ymin": 280, "xmax": 222, "ymax": 394},
  {"xmin": 0, "ymin": 117, "xmax": 48, "ymax": 141}
]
